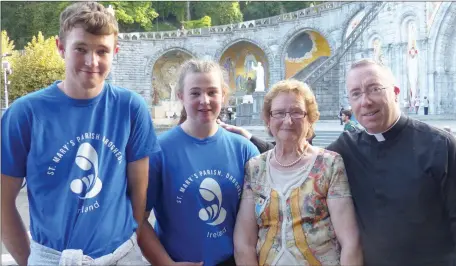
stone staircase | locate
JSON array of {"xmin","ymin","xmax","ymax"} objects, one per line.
[{"xmin": 292, "ymin": 2, "xmax": 385, "ymax": 86}]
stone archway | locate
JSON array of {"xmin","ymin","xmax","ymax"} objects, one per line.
[
  {"xmin": 218, "ymin": 41, "xmax": 269, "ymax": 96},
  {"xmin": 151, "ymin": 49, "xmax": 194, "ymax": 106},
  {"xmin": 214, "ymin": 38, "xmax": 274, "ymax": 90},
  {"xmin": 279, "ymin": 26, "xmax": 335, "ymax": 79},
  {"xmin": 281, "ymin": 29, "xmax": 332, "ymax": 79},
  {"xmin": 431, "ymin": 2, "xmax": 456, "ymax": 114}
]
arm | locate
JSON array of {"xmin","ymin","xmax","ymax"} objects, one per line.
[
  {"xmin": 443, "ymin": 134, "xmax": 456, "ymax": 256},
  {"xmin": 234, "ymin": 185, "xmax": 258, "ymax": 265},
  {"xmin": 138, "ymin": 212, "xmax": 174, "ymax": 265},
  {"xmin": 327, "ymin": 197, "xmax": 363, "ymax": 266},
  {"xmin": 217, "ymin": 120, "xmax": 275, "ymax": 153},
  {"xmin": 327, "ymin": 154, "xmax": 363, "ymax": 265},
  {"xmin": 1, "ymin": 100, "xmax": 32, "ymax": 266},
  {"xmin": 127, "ymin": 157, "xmax": 149, "ymax": 231},
  {"xmin": 126, "ymin": 93, "xmax": 160, "ymax": 230},
  {"xmin": 1, "ymin": 174, "xmax": 30, "ymax": 266}
]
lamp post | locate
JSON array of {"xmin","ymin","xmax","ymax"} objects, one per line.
[{"xmin": 2, "ymin": 53, "xmax": 12, "ymax": 109}]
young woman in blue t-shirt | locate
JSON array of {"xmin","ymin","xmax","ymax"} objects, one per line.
[{"xmin": 138, "ymin": 59, "xmax": 259, "ymax": 266}]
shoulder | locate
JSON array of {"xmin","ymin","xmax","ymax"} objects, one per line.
[
  {"xmin": 326, "ymin": 130, "xmax": 360, "ymax": 155},
  {"xmin": 106, "ymin": 84, "xmax": 147, "ymax": 107},
  {"xmin": 245, "ymin": 152, "xmax": 269, "ymax": 177},
  {"xmin": 221, "ymin": 129, "xmax": 260, "ymax": 156},
  {"xmin": 407, "ymin": 117, "xmax": 455, "ymax": 146},
  {"xmin": 4, "ymin": 85, "xmax": 55, "ymax": 117},
  {"xmin": 157, "ymin": 126, "xmax": 181, "ymax": 146}
]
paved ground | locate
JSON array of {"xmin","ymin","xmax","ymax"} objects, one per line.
[{"xmin": 2, "ymin": 115, "xmax": 455, "ymax": 264}]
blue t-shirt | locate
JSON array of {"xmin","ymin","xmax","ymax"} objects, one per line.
[
  {"xmin": 147, "ymin": 126, "xmax": 259, "ymax": 266},
  {"xmin": 1, "ymin": 81, "xmax": 160, "ymax": 258}
]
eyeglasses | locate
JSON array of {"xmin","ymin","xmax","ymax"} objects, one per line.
[
  {"xmin": 349, "ymin": 87, "xmax": 387, "ymax": 101},
  {"xmin": 270, "ymin": 110, "xmax": 307, "ymax": 119}
]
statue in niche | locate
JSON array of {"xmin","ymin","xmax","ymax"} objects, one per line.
[
  {"xmin": 407, "ymin": 21, "xmax": 419, "ymax": 101},
  {"xmin": 251, "ymin": 62, "xmax": 265, "ymax": 92},
  {"xmin": 372, "ymin": 39, "xmax": 383, "ymax": 63},
  {"xmin": 169, "ymin": 81, "xmax": 177, "ymax": 102}
]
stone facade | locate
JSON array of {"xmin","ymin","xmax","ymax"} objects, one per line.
[{"xmin": 111, "ymin": 1, "xmax": 456, "ymax": 121}]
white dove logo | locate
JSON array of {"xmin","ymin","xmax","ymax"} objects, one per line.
[
  {"xmin": 198, "ymin": 178, "xmax": 227, "ymax": 226},
  {"xmin": 70, "ymin": 142, "xmax": 102, "ymax": 199}
]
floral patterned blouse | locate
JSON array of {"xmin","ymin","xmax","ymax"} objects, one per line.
[{"xmin": 243, "ymin": 148, "xmax": 351, "ymax": 266}]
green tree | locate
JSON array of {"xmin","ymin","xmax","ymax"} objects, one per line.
[
  {"xmin": 191, "ymin": 2, "xmax": 243, "ymax": 26},
  {"xmin": 240, "ymin": 1, "xmax": 317, "ymax": 21},
  {"xmin": 8, "ymin": 32, "xmax": 65, "ymax": 102},
  {"xmin": 1, "ymin": 30, "xmax": 15, "ymax": 55},
  {"xmin": 105, "ymin": 1, "xmax": 159, "ymax": 32},
  {"xmin": 182, "ymin": 16, "xmax": 211, "ymax": 29}
]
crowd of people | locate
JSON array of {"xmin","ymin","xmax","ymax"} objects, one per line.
[{"xmin": 2, "ymin": 2, "xmax": 456, "ymax": 266}]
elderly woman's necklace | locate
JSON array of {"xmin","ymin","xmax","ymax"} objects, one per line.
[{"xmin": 274, "ymin": 143, "xmax": 309, "ymax": 168}]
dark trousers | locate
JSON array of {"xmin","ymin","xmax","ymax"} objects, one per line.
[{"xmin": 424, "ymin": 107, "xmax": 429, "ymax": 115}]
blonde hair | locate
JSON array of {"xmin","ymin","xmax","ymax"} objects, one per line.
[
  {"xmin": 263, "ymin": 79, "xmax": 320, "ymax": 139},
  {"xmin": 177, "ymin": 59, "xmax": 230, "ymax": 124},
  {"xmin": 59, "ymin": 2, "xmax": 119, "ymax": 43}
]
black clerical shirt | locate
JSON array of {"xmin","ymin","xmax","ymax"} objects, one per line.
[{"xmin": 327, "ymin": 114, "xmax": 456, "ymax": 265}]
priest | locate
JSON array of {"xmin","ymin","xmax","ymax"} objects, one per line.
[{"xmin": 328, "ymin": 59, "xmax": 456, "ymax": 265}]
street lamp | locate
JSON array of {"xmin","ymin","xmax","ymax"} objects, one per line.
[{"xmin": 2, "ymin": 53, "xmax": 12, "ymax": 109}]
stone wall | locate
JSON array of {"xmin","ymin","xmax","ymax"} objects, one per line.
[{"xmin": 110, "ymin": 1, "xmax": 456, "ymax": 120}]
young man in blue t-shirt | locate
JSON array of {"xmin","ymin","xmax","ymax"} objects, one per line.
[{"xmin": 1, "ymin": 2, "xmax": 159, "ymax": 265}]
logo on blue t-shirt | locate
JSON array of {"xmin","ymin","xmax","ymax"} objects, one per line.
[
  {"xmin": 176, "ymin": 169, "xmax": 242, "ymax": 239},
  {"xmin": 70, "ymin": 142, "xmax": 103, "ymax": 199},
  {"xmin": 198, "ymin": 178, "xmax": 227, "ymax": 226}
]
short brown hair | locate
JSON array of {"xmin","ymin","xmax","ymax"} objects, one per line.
[
  {"xmin": 59, "ymin": 2, "xmax": 119, "ymax": 43},
  {"xmin": 262, "ymin": 79, "xmax": 320, "ymax": 139},
  {"xmin": 341, "ymin": 109, "xmax": 352, "ymax": 119},
  {"xmin": 177, "ymin": 59, "xmax": 230, "ymax": 124}
]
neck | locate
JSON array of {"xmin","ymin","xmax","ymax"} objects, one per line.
[
  {"xmin": 274, "ymin": 140, "xmax": 309, "ymax": 160},
  {"xmin": 181, "ymin": 120, "xmax": 218, "ymax": 139},
  {"xmin": 58, "ymin": 79, "xmax": 104, "ymax": 100}
]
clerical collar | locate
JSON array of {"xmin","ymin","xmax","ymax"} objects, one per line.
[{"xmin": 362, "ymin": 114, "xmax": 407, "ymax": 142}]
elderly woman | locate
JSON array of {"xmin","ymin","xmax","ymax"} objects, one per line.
[{"xmin": 233, "ymin": 79, "xmax": 362, "ymax": 266}]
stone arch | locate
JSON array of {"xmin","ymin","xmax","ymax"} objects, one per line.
[
  {"xmin": 398, "ymin": 12, "xmax": 419, "ymax": 43},
  {"xmin": 214, "ymin": 38, "xmax": 273, "ymax": 68},
  {"xmin": 279, "ymin": 26, "xmax": 335, "ymax": 79},
  {"xmin": 144, "ymin": 47, "xmax": 197, "ymax": 77},
  {"xmin": 430, "ymin": 2, "xmax": 454, "ymax": 73},
  {"xmin": 214, "ymin": 38, "xmax": 274, "ymax": 90},
  {"xmin": 147, "ymin": 48, "xmax": 196, "ymax": 106},
  {"xmin": 432, "ymin": 2, "xmax": 456, "ymax": 114},
  {"xmin": 341, "ymin": 7, "xmax": 367, "ymax": 42}
]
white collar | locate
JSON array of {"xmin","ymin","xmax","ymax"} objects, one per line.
[{"xmin": 365, "ymin": 114, "xmax": 401, "ymax": 142}]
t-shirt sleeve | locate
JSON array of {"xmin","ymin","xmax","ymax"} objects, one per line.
[
  {"xmin": 1, "ymin": 101, "xmax": 32, "ymax": 178},
  {"xmin": 327, "ymin": 154, "xmax": 351, "ymax": 199},
  {"xmin": 146, "ymin": 150, "xmax": 163, "ymax": 211},
  {"xmin": 126, "ymin": 93, "xmax": 161, "ymax": 163},
  {"xmin": 245, "ymin": 139, "xmax": 260, "ymax": 161}
]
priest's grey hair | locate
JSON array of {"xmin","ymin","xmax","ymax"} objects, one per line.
[{"xmin": 348, "ymin": 58, "xmax": 397, "ymax": 86}]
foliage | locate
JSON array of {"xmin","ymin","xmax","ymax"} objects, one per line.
[
  {"xmin": 1, "ymin": 30, "xmax": 15, "ymax": 55},
  {"xmin": 154, "ymin": 1, "xmax": 187, "ymax": 22},
  {"xmin": 105, "ymin": 1, "xmax": 159, "ymax": 32},
  {"xmin": 182, "ymin": 16, "xmax": 211, "ymax": 29},
  {"xmin": 240, "ymin": 1, "xmax": 317, "ymax": 21},
  {"xmin": 7, "ymin": 32, "xmax": 65, "ymax": 102},
  {"xmin": 191, "ymin": 2, "xmax": 243, "ymax": 26}
]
